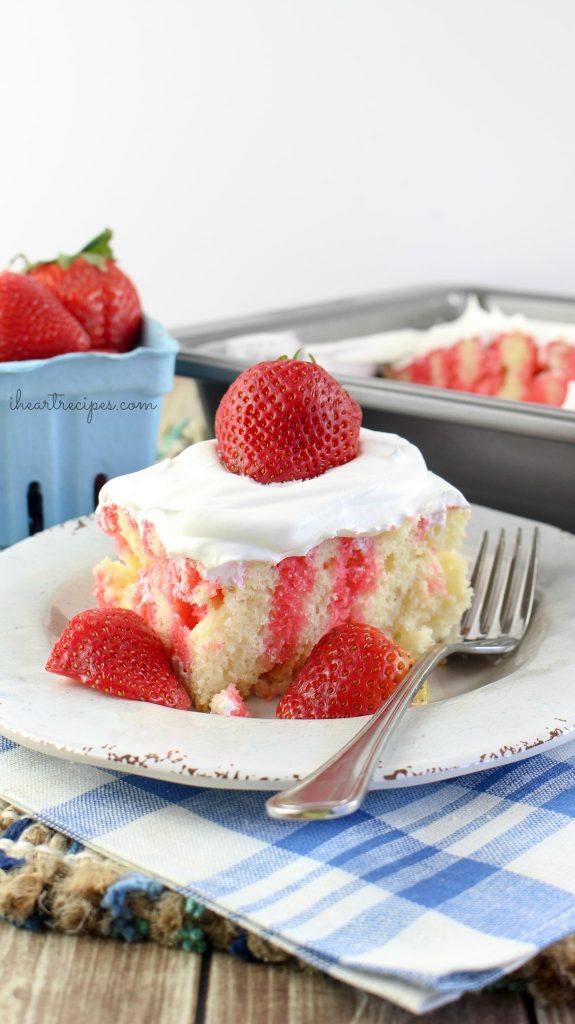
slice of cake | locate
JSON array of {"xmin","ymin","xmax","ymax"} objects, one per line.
[{"xmin": 94, "ymin": 361, "xmax": 471, "ymax": 713}]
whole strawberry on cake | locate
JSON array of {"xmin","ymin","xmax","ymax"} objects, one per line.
[{"xmin": 93, "ymin": 355, "xmax": 472, "ymax": 713}]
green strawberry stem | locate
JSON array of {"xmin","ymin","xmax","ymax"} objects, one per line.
[
  {"xmin": 79, "ymin": 228, "xmax": 115, "ymax": 262},
  {"xmin": 24, "ymin": 228, "xmax": 116, "ymax": 273},
  {"xmin": 6, "ymin": 253, "xmax": 31, "ymax": 272},
  {"xmin": 277, "ymin": 350, "xmax": 316, "ymax": 362}
]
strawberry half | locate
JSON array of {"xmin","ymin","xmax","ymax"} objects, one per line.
[
  {"xmin": 26, "ymin": 229, "xmax": 142, "ymax": 352},
  {"xmin": 45, "ymin": 608, "xmax": 191, "ymax": 710},
  {"xmin": 0, "ymin": 272, "xmax": 91, "ymax": 362},
  {"xmin": 215, "ymin": 356, "xmax": 362, "ymax": 483},
  {"xmin": 276, "ymin": 623, "xmax": 413, "ymax": 720}
]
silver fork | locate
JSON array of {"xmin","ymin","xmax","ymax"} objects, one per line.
[{"xmin": 266, "ymin": 528, "xmax": 539, "ymax": 821}]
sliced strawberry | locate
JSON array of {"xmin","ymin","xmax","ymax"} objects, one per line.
[
  {"xmin": 276, "ymin": 623, "xmax": 413, "ymax": 720},
  {"xmin": 0, "ymin": 272, "xmax": 90, "ymax": 361},
  {"xmin": 27, "ymin": 229, "xmax": 142, "ymax": 352},
  {"xmin": 46, "ymin": 608, "xmax": 191, "ymax": 710},
  {"xmin": 215, "ymin": 355, "xmax": 362, "ymax": 483}
]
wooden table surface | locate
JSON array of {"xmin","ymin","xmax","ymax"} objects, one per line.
[{"xmin": 2, "ymin": 922, "xmax": 575, "ymax": 1024}]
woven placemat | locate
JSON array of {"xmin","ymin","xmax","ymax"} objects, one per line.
[
  {"xmin": 1, "ymin": 799, "xmax": 575, "ymax": 1004},
  {"xmin": 0, "ymin": 799, "xmax": 294, "ymax": 965}
]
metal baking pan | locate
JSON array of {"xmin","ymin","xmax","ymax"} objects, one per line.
[{"xmin": 173, "ymin": 287, "xmax": 575, "ymax": 533}]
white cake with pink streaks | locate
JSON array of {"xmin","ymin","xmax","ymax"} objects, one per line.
[{"xmin": 94, "ymin": 428, "xmax": 471, "ymax": 712}]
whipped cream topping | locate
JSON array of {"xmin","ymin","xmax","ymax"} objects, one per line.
[{"xmin": 98, "ymin": 429, "xmax": 467, "ymax": 582}]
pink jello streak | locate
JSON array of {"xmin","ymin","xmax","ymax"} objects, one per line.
[
  {"xmin": 326, "ymin": 536, "xmax": 378, "ymax": 629},
  {"xmin": 95, "ymin": 506, "xmax": 223, "ymax": 676},
  {"xmin": 264, "ymin": 552, "xmax": 317, "ymax": 667},
  {"xmin": 262, "ymin": 534, "xmax": 380, "ymax": 668}
]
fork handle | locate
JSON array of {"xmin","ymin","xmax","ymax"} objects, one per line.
[{"xmin": 266, "ymin": 642, "xmax": 451, "ymax": 820}]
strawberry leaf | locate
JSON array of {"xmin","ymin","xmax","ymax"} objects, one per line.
[
  {"xmin": 80, "ymin": 228, "xmax": 115, "ymax": 261},
  {"xmin": 6, "ymin": 253, "xmax": 31, "ymax": 272},
  {"xmin": 76, "ymin": 251, "xmax": 109, "ymax": 271}
]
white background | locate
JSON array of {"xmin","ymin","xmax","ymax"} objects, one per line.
[{"xmin": 1, "ymin": 0, "xmax": 574, "ymax": 330}]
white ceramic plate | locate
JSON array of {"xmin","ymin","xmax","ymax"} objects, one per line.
[{"xmin": 0, "ymin": 507, "xmax": 574, "ymax": 790}]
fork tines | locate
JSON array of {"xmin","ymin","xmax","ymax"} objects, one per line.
[{"xmin": 460, "ymin": 527, "xmax": 539, "ymax": 640}]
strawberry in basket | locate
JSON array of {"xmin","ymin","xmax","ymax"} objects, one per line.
[
  {"xmin": 25, "ymin": 228, "xmax": 142, "ymax": 353},
  {"xmin": 0, "ymin": 271, "xmax": 91, "ymax": 361}
]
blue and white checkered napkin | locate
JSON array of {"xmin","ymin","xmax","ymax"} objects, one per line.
[{"xmin": 2, "ymin": 734, "xmax": 575, "ymax": 1015}]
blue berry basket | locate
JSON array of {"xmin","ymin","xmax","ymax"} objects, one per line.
[{"xmin": 0, "ymin": 318, "xmax": 178, "ymax": 547}]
